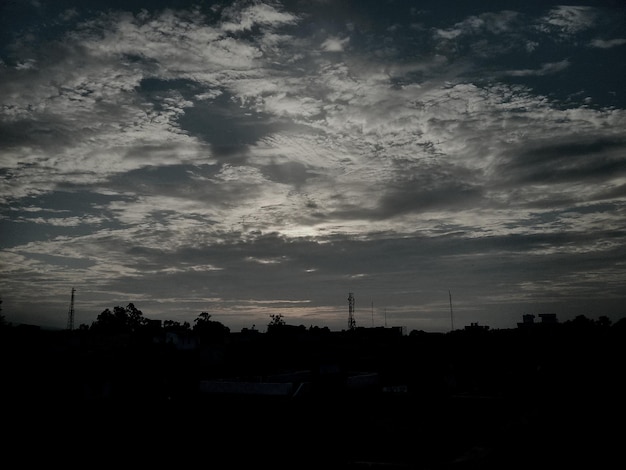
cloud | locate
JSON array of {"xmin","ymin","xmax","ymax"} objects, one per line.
[
  {"xmin": 589, "ymin": 38, "xmax": 626, "ymax": 48},
  {"xmin": 1, "ymin": 1, "xmax": 625, "ymax": 331},
  {"xmin": 434, "ymin": 10, "xmax": 521, "ymax": 39},
  {"xmin": 1, "ymin": 4, "xmax": 622, "ymax": 229},
  {"xmin": 219, "ymin": 1, "xmax": 300, "ymax": 32},
  {"xmin": 505, "ymin": 59, "xmax": 570, "ymax": 77},
  {"xmin": 321, "ymin": 36, "xmax": 350, "ymax": 52},
  {"xmin": 538, "ymin": 5, "xmax": 598, "ymax": 37}
]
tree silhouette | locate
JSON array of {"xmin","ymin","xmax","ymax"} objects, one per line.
[
  {"xmin": 268, "ymin": 313, "xmax": 285, "ymax": 329},
  {"xmin": 125, "ymin": 302, "xmax": 147, "ymax": 331},
  {"xmin": 164, "ymin": 319, "xmax": 190, "ymax": 330},
  {"xmin": 193, "ymin": 311, "xmax": 229, "ymax": 342},
  {"xmin": 266, "ymin": 314, "xmax": 307, "ymax": 338},
  {"xmin": 194, "ymin": 311, "xmax": 212, "ymax": 326},
  {"xmin": 91, "ymin": 303, "xmax": 148, "ymax": 333}
]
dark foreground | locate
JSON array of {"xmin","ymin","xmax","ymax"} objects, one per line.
[
  {"xmin": 2, "ymin": 323, "xmax": 625, "ymax": 468},
  {"xmin": 5, "ymin": 387, "xmax": 622, "ymax": 469}
]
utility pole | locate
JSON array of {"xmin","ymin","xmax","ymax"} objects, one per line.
[
  {"xmin": 67, "ymin": 287, "xmax": 75, "ymax": 331},
  {"xmin": 449, "ymin": 290, "xmax": 454, "ymax": 331}
]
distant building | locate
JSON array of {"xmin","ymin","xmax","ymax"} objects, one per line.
[
  {"xmin": 464, "ymin": 322, "xmax": 489, "ymax": 332},
  {"xmin": 164, "ymin": 329, "xmax": 199, "ymax": 350},
  {"xmin": 517, "ymin": 313, "xmax": 558, "ymax": 329},
  {"xmin": 517, "ymin": 314, "xmax": 535, "ymax": 328},
  {"xmin": 538, "ymin": 313, "xmax": 558, "ymax": 324}
]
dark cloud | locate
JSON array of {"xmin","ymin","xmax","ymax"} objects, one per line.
[
  {"xmin": 499, "ymin": 137, "xmax": 626, "ymax": 185},
  {"xmin": 0, "ymin": 118, "xmax": 73, "ymax": 151},
  {"xmin": 0, "ymin": 190, "xmax": 128, "ymax": 248},
  {"xmin": 107, "ymin": 164, "xmax": 219, "ymax": 197},
  {"xmin": 178, "ymin": 92, "xmax": 280, "ymax": 157},
  {"xmin": 377, "ymin": 168, "xmax": 486, "ymax": 218},
  {"xmin": 258, "ymin": 161, "xmax": 318, "ymax": 186}
]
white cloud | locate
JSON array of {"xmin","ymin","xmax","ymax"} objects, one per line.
[
  {"xmin": 3, "ymin": 3, "xmax": 624, "ymax": 244},
  {"xmin": 321, "ymin": 36, "xmax": 350, "ymax": 52},
  {"xmin": 589, "ymin": 38, "xmax": 626, "ymax": 48},
  {"xmin": 505, "ymin": 59, "xmax": 570, "ymax": 77},
  {"xmin": 434, "ymin": 10, "xmax": 520, "ymax": 39},
  {"xmin": 538, "ymin": 6, "xmax": 598, "ymax": 37},
  {"xmin": 220, "ymin": 1, "xmax": 299, "ymax": 32}
]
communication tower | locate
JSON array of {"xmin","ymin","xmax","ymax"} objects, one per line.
[
  {"xmin": 348, "ymin": 292, "xmax": 356, "ymax": 330},
  {"xmin": 67, "ymin": 287, "xmax": 75, "ymax": 331}
]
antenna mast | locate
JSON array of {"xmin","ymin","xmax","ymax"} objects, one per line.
[
  {"xmin": 449, "ymin": 290, "xmax": 454, "ymax": 331},
  {"xmin": 348, "ymin": 292, "xmax": 356, "ymax": 330},
  {"xmin": 67, "ymin": 287, "xmax": 75, "ymax": 331}
]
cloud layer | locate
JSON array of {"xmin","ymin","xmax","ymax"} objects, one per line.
[{"xmin": 1, "ymin": 0, "xmax": 625, "ymax": 332}]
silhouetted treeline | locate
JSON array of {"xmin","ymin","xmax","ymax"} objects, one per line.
[
  {"xmin": 2, "ymin": 312, "xmax": 624, "ymax": 469},
  {"xmin": 2, "ymin": 311, "xmax": 625, "ymax": 403}
]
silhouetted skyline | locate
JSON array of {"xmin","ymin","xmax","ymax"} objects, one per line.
[
  {"xmin": 2, "ymin": 310, "xmax": 624, "ymax": 468},
  {"xmin": 1, "ymin": 1, "xmax": 625, "ymax": 333}
]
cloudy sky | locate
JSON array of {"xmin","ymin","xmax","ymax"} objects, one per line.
[{"xmin": 1, "ymin": 0, "xmax": 625, "ymax": 333}]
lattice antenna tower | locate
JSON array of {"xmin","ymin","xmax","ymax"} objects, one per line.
[
  {"xmin": 348, "ymin": 292, "xmax": 356, "ymax": 330},
  {"xmin": 67, "ymin": 287, "xmax": 75, "ymax": 331}
]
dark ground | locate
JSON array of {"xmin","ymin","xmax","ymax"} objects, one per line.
[{"xmin": 2, "ymin": 321, "xmax": 624, "ymax": 468}]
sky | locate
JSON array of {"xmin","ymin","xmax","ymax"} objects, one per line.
[{"xmin": 1, "ymin": 0, "xmax": 625, "ymax": 333}]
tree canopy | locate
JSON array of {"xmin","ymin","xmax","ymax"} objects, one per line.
[
  {"xmin": 193, "ymin": 311, "xmax": 230, "ymax": 342},
  {"xmin": 91, "ymin": 303, "xmax": 147, "ymax": 333}
]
